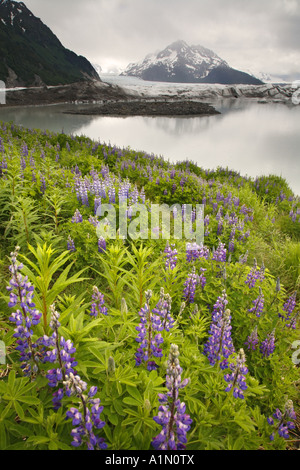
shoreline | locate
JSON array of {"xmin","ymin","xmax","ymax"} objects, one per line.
[
  {"xmin": 1, "ymin": 80, "xmax": 296, "ymax": 115},
  {"xmin": 62, "ymin": 99, "xmax": 220, "ymax": 117}
]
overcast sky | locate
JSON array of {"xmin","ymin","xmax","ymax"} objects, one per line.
[{"xmin": 22, "ymin": 0, "xmax": 300, "ymax": 77}]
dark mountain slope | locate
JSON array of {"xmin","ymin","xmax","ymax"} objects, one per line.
[{"xmin": 0, "ymin": 0, "xmax": 99, "ymax": 87}]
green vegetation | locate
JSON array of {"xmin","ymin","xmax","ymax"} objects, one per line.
[{"xmin": 0, "ymin": 121, "xmax": 299, "ymax": 450}]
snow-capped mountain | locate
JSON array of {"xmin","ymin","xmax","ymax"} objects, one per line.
[
  {"xmin": 122, "ymin": 40, "xmax": 228, "ymax": 81},
  {"xmin": 0, "ymin": 0, "xmax": 100, "ymax": 87},
  {"xmin": 92, "ymin": 63, "xmax": 124, "ymax": 76},
  {"xmin": 245, "ymin": 70, "xmax": 288, "ymax": 84},
  {"xmin": 121, "ymin": 40, "xmax": 263, "ymax": 85}
]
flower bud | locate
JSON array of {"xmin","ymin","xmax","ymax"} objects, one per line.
[
  {"xmin": 108, "ymin": 356, "xmax": 115, "ymax": 375},
  {"xmin": 121, "ymin": 298, "xmax": 128, "ymax": 316},
  {"xmin": 144, "ymin": 399, "xmax": 151, "ymax": 411}
]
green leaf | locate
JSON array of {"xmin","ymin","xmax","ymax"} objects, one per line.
[
  {"xmin": 18, "ymin": 396, "xmax": 40, "ymax": 406},
  {"xmin": 8, "ymin": 370, "xmax": 15, "ymax": 389},
  {"xmin": 0, "ymin": 423, "xmax": 7, "ymax": 449},
  {"xmin": 14, "ymin": 401, "xmax": 25, "ymax": 420},
  {"xmin": 126, "ymin": 385, "xmax": 143, "ymax": 404},
  {"xmin": 27, "ymin": 435, "xmax": 50, "ymax": 446},
  {"xmin": 1, "ymin": 402, "xmax": 12, "ymax": 420},
  {"xmin": 133, "ymin": 420, "xmax": 142, "ymax": 436},
  {"xmin": 123, "ymin": 397, "xmax": 140, "ymax": 407},
  {"xmin": 48, "ymin": 441, "xmax": 59, "ymax": 450},
  {"xmin": 233, "ymin": 414, "xmax": 256, "ymax": 433}
]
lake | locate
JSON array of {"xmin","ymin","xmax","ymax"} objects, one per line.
[{"xmin": 0, "ymin": 93, "xmax": 299, "ymax": 196}]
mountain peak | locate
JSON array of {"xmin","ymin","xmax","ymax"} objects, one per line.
[
  {"xmin": 121, "ymin": 40, "xmax": 263, "ymax": 85},
  {"xmin": 167, "ymin": 39, "xmax": 189, "ymax": 51}
]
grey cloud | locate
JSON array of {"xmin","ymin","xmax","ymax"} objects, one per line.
[{"xmin": 21, "ymin": 0, "xmax": 300, "ymax": 75}]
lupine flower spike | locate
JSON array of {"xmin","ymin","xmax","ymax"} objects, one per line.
[
  {"xmin": 7, "ymin": 246, "xmax": 42, "ymax": 376},
  {"xmin": 39, "ymin": 304, "xmax": 78, "ymax": 410},
  {"xmin": 183, "ymin": 267, "xmax": 198, "ymax": 303},
  {"xmin": 67, "ymin": 235, "xmax": 76, "ymax": 252},
  {"xmin": 248, "ymin": 287, "xmax": 264, "ymax": 317},
  {"xmin": 98, "ymin": 236, "xmax": 106, "ymax": 253},
  {"xmin": 267, "ymin": 400, "xmax": 296, "ymax": 441},
  {"xmin": 152, "ymin": 288, "xmax": 174, "ymax": 332},
  {"xmin": 280, "ymin": 292, "xmax": 297, "ymax": 325},
  {"xmin": 260, "ymin": 329, "xmax": 276, "ymax": 357},
  {"xmin": 164, "ymin": 242, "xmax": 178, "ymax": 270},
  {"xmin": 224, "ymin": 348, "xmax": 248, "ymax": 399},
  {"xmin": 152, "ymin": 344, "xmax": 192, "ymax": 450},
  {"xmin": 90, "ymin": 286, "xmax": 108, "ymax": 317},
  {"xmin": 203, "ymin": 308, "xmax": 235, "ymax": 369},
  {"xmin": 135, "ymin": 290, "xmax": 164, "ymax": 371},
  {"xmin": 64, "ymin": 373, "xmax": 107, "ymax": 450},
  {"xmin": 245, "ymin": 326, "xmax": 259, "ymax": 351}
]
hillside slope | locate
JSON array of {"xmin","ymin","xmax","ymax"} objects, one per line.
[{"xmin": 0, "ymin": 0, "xmax": 99, "ymax": 87}]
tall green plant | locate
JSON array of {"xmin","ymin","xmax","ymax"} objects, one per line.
[
  {"xmin": 20, "ymin": 243, "xmax": 87, "ymax": 330},
  {"xmin": 124, "ymin": 244, "xmax": 160, "ymax": 309},
  {"xmin": 4, "ymin": 197, "xmax": 41, "ymax": 248}
]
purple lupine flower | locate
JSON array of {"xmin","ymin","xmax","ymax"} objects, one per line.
[
  {"xmin": 90, "ymin": 286, "xmax": 108, "ymax": 317},
  {"xmin": 186, "ymin": 242, "xmax": 210, "ymax": 262},
  {"xmin": 183, "ymin": 267, "xmax": 198, "ymax": 303},
  {"xmin": 244, "ymin": 326, "xmax": 259, "ymax": 351},
  {"xmin": 135, "ymin": 290, "xmax": 164, "ymax": 371},
  {"xmin": 152, "ymin": 288, "xmax": 174, "ymax": 332},
  {"xmin": 186, "ymin": 242, "xmax": 199, "ymax": 262},
  {"xmin": 259, "ymin": 262, "xmax": 265, "ymax": 282},
  {"xmin": 38, "ymin": 304, "xmax": 78, "ymax": 409},
  {"xmin": 88, "ymin": 216, "xmax": 99, "ymax": 227},
  {"xmin": 94, "ymin": 197, "xmax": 101, "ymax": 215},
  {"xmin": 98, "ymin": 236, "xmax": 106, "ymax": 253},
  {"xmin": 217, "ymin": 219, "xmax": 223, "ymax": 236},
  {"xmin": 79, "ymin": 184, "xmax": 89, "ymax": 206},
  {"xmin": 239, "ymin": 251, "xmax": 249, "ymax": 265},
  {"xmin": 152, "ymin": 344, "xmax": 192, "ymax": 450},
  {"xmin": 212, "ymin": 202, "xmax": 218, "ymax": 212},
  {"xmin": 276, "ymin": 277, "xmax": 281, "ymax": 292},
  {"xmin": 267, "ymin": 400, "xmax": 296, "ymax": 441},
  {"xmin": 203, "ymin": 308, "xmax": 235, "ymax": 369},
  {"xmin": 248, "ymin": 288, "xmax": 264, "ymax": 317},
  {"xmin": 260, "ymin": 329, "xmax": 276, "ymax": 357},
  {"xmin": 20, "ymin": 156, "xmax": 26, "ymax": 171},
  {"xmin": 212, "ymin": 241, "xmax": 227, "ymax": 263},
  {"xmin": 72, "ymin": 209, "xmax": 83, "ymax": 224},
  {"xmin": 7, "ymin": 246, "xmax": 42, "ymax": 376},
  {"xmin": 285, "ymin": 311, "xmax": 298, "ymax": 330},
  {"xmin": 280, "ymin": 292, "xmax": 297, "ymax": 323},
  {"xmin": 245, "ymin": 265, "xmax": 261, "ymax": 289},
  {"xmin": 228, "ymin": 240, "xmax": 235, "ymax": 253},
  {"xmin": 198, "ymin": 268, "xmax": 207, "ymax": 289},
  {"xmin": 164, "ymin": 242, "xmax": 178, "ymax": 270},
  {"xmin": 67, "ymin": 235, "xmax": 76, "ymax": 253},
  {"xmin": 108, "ymin": 186, "xmax": 116, "ymax": 204},
  {"xmin": 224, "ymin": 348, "xmax": 248, "ymax": 399},
  {"xmin": 211, "ymin": 289, "xmax": 228, "ymax": 323},
  {"xmin": 64, "ymin": 373, "xmax": 107, "ymax": 450},
  {"xmin": 40, "ymin": 176, "xmax": 46, "ymax": 194},
  {"xmin": 21, "ymin": 143, "xmax": 28, "ymax": 157}
]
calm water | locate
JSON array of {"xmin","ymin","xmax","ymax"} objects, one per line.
[{"xmin": 0, "ymin": 99, "xmax": 299, "ymax": 195}]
